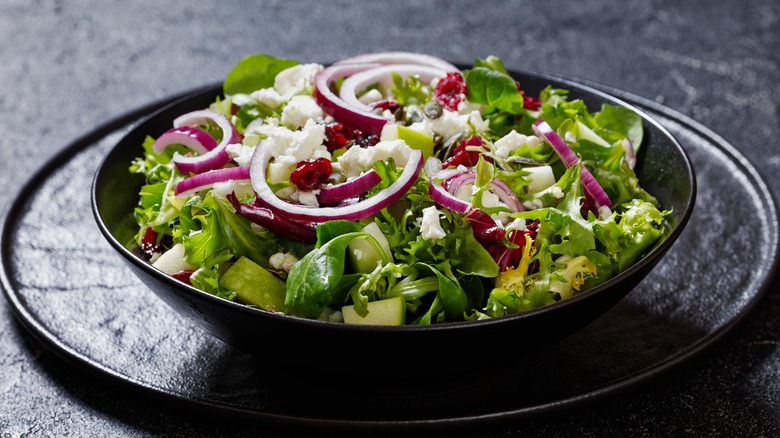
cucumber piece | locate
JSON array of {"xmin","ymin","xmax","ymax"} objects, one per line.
[
  {"xmin": 381, "ymin": 124, "xmax": 434, "ymax": 159},
  {"xmin": 348, "ymin": 222, "xmax": 392, "ymax": 273},
  {"xmin": 219, "ymin": 256, "xmax": 286, "ymax": 311},
  {"xmin": 342, "ymin": 296, "xmax": 406, "ymax": 325}
]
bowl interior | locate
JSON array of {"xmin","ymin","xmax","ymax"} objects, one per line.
[{"xmin": 92, "ymin": 71, "xmax": 695, "ymax": 382}]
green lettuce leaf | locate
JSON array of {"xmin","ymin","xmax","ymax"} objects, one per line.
[
  {"xmin": 223, "ymin": 54, "xmax": 299, "ymax": 96},
  {"xmin": 180, "ymin": 192, "xmax": 280, "ymax": 268}
]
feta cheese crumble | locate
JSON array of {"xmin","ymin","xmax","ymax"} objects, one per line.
[{"xmin": 420, "ymin": 206, "xmax": 447, "ymax": 241}]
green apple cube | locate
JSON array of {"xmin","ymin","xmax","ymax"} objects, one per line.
[
  {"xmin": 342, "ymin": 296, "xmax": 406, "ymax": 325},
  {"xmin": 348, "ymin": 222, "xmax": 393, "ymax": 273},
  {"xmin": 381, "ymin": 124, "xmax": 434, "ymax": 159},
  {"xmin": 219, "ymin": 256, "xmax": 286, "ymax": 311}
]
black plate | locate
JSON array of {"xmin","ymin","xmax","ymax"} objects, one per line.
[{"xmin": 1, "ymin": 82, "xmax": 777, "ymax": 432}]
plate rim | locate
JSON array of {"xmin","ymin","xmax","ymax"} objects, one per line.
[{"xmin": 1, "ymin": 75, "xmax": 778, "ymax": 431}]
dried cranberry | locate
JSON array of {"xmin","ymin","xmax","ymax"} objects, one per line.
[
  {"xmin": 172, "ymin": 270, "xmax": 194, "ymax": 285},
  {"xmin": 324, "ymin": 123, "xmax": 353, "ymax": 151},
  {"xmin": 289, "ymin": 158, "xmax": 332, "ymax": 191},
  {"xmin": 433, "ymin": 72, "xmax": 466, "ymax": 112},
  {"xmin": 442, "ymin": 136, "xmax": 491, "ymax": 168}
]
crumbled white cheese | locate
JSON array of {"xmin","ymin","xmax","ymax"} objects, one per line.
[
  {"xmin": 292, "ymin": 189, "xmax": 320, "ymax": 207},
  {"xmin": 230, "ymin": 93, "xmax": 256, "ymax": 107},
  {"xmin": 426, "ymin": 109, "xmax": 489, "ymax": 141},
  {"xmin": 267, "ymin": 155, "xmax": 298, "ymax": 184},
  {"xmin": 467, "ymin": 110, "xmax": 490, "ymax": 134},
  {"xmin": 249, "ymin": 88, "xmax": 285, "ymax": 110},
  {"xmin": 274, "ymin": 63, "xmax": 323, "ymax": 98},
  {"xmin": 281, "ymin": 95, "xmax": 324, "ymax": 129},
  {"xmin": 457, "ymin": 99, "xmax": 484, "ymax": 114},
  {"xmin": 226, "ymin": 143, "xmax": 255, "ymax": 167},
  {"xmin": 408, "ymin": 119, "xmax": 435, "ymax": 137},
  {"xmin": 427, "ymin": 109, "xmax": 469, "ymax": 140},
  {"xmin": 551, "ymin": 186, "xmax": 564, "ymax": 199},
  {"xmin": 523, "ymin": 199, "xmax": 544, "ymax": 210},
  {"xmin": 493, "ymin": 130, "xmax": 542, "ymax": 158},
  {"xmin": 358, "ymin": 88, "xmax": 384, "ymax": 105},
  {"xmin": 336, "ymin": 140, "xmax": 412, "ymax": 178},
  {"xmin": 260, "ymin": 121, "xmax": 330, "ymax": 184},
  {"xmin": 269, "ymin": 252, "xmax": 299, "ymax": 272},
  {"xmin": 420, "ymin": 206, "xmax": 447, "ymax": 241},
  {"xmin": 211, "ymin": 180, "xmax": 254, "ymax": 200}
]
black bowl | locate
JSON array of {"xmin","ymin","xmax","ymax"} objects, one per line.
[{"xmin": 92, "ymin": 71, "xmax": 695, "ymax": 391}]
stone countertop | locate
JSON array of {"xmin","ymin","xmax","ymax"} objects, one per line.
[{"xmin": 1, "ymin": 1, "xmax": 778, "ymax": 436}]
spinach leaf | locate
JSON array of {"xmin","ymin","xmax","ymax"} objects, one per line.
[
  {"xmin": 223, "ymin": 54, "xmax": 299, "ymax": 96},
  {"xmin": 464, "ymin": 67, "xmax": 525, "ymax": 114},
  {"xmin": 285, "ymin": 232, "xmax": 369, "ymax": 318}
]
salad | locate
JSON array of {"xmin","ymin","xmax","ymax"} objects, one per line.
[{"xmin": 130, "ymin": 51, "xmax": 668, "ymax": 325}]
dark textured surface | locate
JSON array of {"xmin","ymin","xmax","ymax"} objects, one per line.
[
  {"xmin": 1, "ymin": 0, "xmax": 778, "ymax": 436},
  {"xmin": 1, "ymin": 90, "xmax": 776, "ymax": 433}
]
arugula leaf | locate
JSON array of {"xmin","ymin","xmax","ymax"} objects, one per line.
[{"xmin": 223, "ymin": 54, "xmax": 299, "ymax": 96}]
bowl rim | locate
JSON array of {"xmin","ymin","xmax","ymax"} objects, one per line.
[{"xmin": 91, "ymin": 68, "xmax": 697, "ymax": 335}]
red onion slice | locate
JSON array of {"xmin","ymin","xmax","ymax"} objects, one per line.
[
  {"xmin": 314, "ymin": 63, "xmax": 390, "ymax": 136},
  {"xmin": 172, "ymin": 142, "xmax": 232, "ymax": 175},
  {"xmin": 317, "ymin": 169, "xmax": 382, "ymax": 205},
  {"xmin": 173, "ymin": 109, "xmax": 241, "ymax": 145},
  {"xmin": 250, "ymin": 143, "xmax": 423, "ymax": 222},
  {"xmin": 227, "ymin": 193, "xmax": 317, "ymax": 243},
  {"xmin": 339, "ymin": 64, "xmax": 448, "ymax": 114},
  {"xmin": 151, "ymin": 126, "xmax": 217, "ymax": 155},
  {"xmin": 174, "ymin": 166, "xmax": 250, "ymax": 198},
  {"xmin": 429, "ymin": 181, "xmax": 472, "ymax": 214},
  {"xmin": 442, "ymin": 171, "xmax": 475, "ymax": 193},
  {"xmin": 436, "ymin": 171, "xmax": 524, "ymax": 213},
  {"xmin": 166, "ymin": 109, "xmax": 242, "ymax": 174},
  {"xmin": 488, "ymin": 179, "xmax": 524, "ymax": 212},
  {"xmin": 532, "ymin": 119, "xmax": 612, "ymax": 208},
  {"xmin": 333, "ymin": 51, "xmax": 460, "ymax": 73}
]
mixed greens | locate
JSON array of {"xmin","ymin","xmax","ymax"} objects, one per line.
[{"xmin": 130, "ymin": 52, "xmax": 668, "ymax": 325}]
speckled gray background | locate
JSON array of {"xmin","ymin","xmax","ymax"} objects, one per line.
[{"xmin": 1, "ymin": 0, "xmax": 778, "ymax": 437}]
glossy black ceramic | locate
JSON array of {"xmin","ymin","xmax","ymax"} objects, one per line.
[{"xmin": 91, "ymin": 72, "xmax": 695, "ymax": 386}]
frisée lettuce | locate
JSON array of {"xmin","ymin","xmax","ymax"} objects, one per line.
[{"xmin": 129, "ymin": 52, "xmax": 669, "ymax": 325}]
